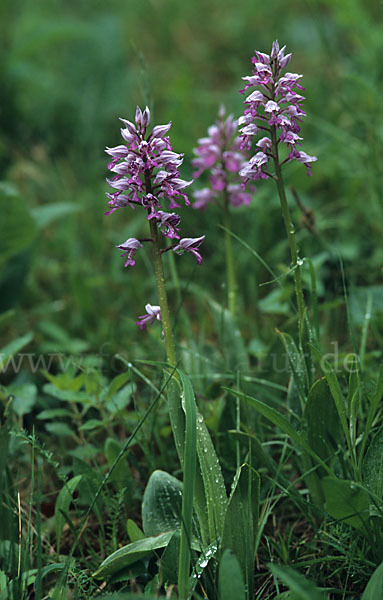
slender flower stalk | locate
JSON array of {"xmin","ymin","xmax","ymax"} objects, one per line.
[
  {"xmin": 222, "ymin": 187, "xmax": 237, "ymax": 315},
  {"xmin": 105, "ymin": 106, "xmax": 205, "ymax": 364},
  {"xmin": 239, "ymin": 40, "xmax": 317, "ymax": 331},
  {"xmin": 148, "ymin": 209, "xmax": 177, "ymax": 365},
  {"xmin": 270, "ymin": 124, "xmax": 306, "ymax": 326},
  {"xmin": 192, "ymin": 106, "xmax": 253, "ymax": 315}
]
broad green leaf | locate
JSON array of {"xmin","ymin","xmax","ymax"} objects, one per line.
[
  {"xmin": 304, "ymin": 378, "xmax": 341, "ymax": 463},
  {"xmin": 34, "ymin": 563, "xmax": 65, "ymax": 595},
  {"xmin": 278, "ymin": 331, "xmax": 309, "ymax": 403},
  {"xmin": 160, "ymin": 530, "xmax": 180, "ymax": 585},
  {"xmin": 78, "ymin": 419, "xmax": 105, "ymax": 431},
  {"xmin": 363, "ymin": 426, "xmax": 383, "ymax": 502},
  {"xmin": 42, "ymin": 370, "xmax": 85, "ymax": 391},
  {"xmin": 8, "ymin": 383, "xmax": 37, "ymax": 417},
  {"xmin": 322, "ymin": 477, "xmax": 369, "ymax": 530},
  {"xmin": 92, "ymin": 531, "xmax": 174, "ymax": 579},
  {"xmin": 0, "ymin": 332, "xmax": 33, "ymax": 369},
  {"xmin": 105, "ymin": 382, "xmax": 135, "ymax": 414},
  {"xmin": 45, "ymin": 422, "xmax": 75, "ymax": 438},
  {"xmin": 361, "ymin": 562, "xmax": 383, "ymax": 599},
  {"xmin": 196, "ymin": 410, "xmax": 227, "ymax": 541},
  {"xmin": 360, "ymin": 364, "xmax": 383, "ymax": 463},
  {"xmin": 37, "ymin": 408, "xmax": 72, "ymax": 420},
  {"xmin": 258, "ymin": 287, "xmax": 290, "ymax": 315},
  {"xmin": 142, "ymin": 470, "xmax": 183, "ymax": 537},
  {"xmin": 0, "ymin": 187, "xmax": 37, "ymax": 265},
  {"xmin": 167, "ymin": 373, "xmax": 226, "ymax": 546},
  {"xmin": 219, "ymin": 549, "xmax": 245, "ymax": 600},
  {"xmin": 105, "ymin": 372, "xmax": 131, "ymax": 401},
  {"xmin": 42, "ymin": 383, "xmax": 91, "ymax": 404},
  {"xmin": 269, "ymin": 563, "xmax": 327, "ymax": 600},
  {"xmin": 73, "ymin": 458, "xmax": 104, "ymax": 528},
  {"xmin": 177, "ymin": 370, "xmax": 197, "ymax": 600},
  {"xmin": 222, "ymin": 464, "xmax": 259, "ymax": 597},
  {"xmin": 104, "ymin": 437, "xmax": 133, "ymax": 497},
  {"xmin": 55, "ymin": 475, "xmax": 82, "ymax": 551},
  {"xmin": 127, "ymin": 519, "xmax": 145, "ymax": 543}
]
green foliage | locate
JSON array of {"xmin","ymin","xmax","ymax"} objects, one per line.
[
  {"xmin": 222, "ymin": 464, "xmax": 259, "ymax": 597},
  {"xmin": 304, "ymin": 378, "xmax": 341, "ymax": 466},
  {"xmin": 141, "ymin": 470, "xmax": 183, "ymax": 537},
  {"xmin": 322, "ymin": 477, "xmax": 370, "ymax": 531},
  {"xmin": 55, "ymin": 475, "xmax": 83, "ymax": 552},
  {"xmin": 218, "ymin": 550, "xmax": 245, "ymax": 600},
  {"xmin": 92, "ymin": 531, "xmax": 175, "ymax": 580},
  {"xmin": 361, "ymin": 562, "xmax": 383, "ymax": 600},
  {"xmin": 1, "ymin": 0, "xmax": 382, "ymax": 597},
  {"xmin": 269, "ymin": 563, "xmax": 327, "ymax": 600},
  {"xmin": 363, "ymin": 427, "xmax": 383, "ymax": 503}
]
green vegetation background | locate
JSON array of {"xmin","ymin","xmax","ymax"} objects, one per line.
[{"xmin": 0, "ymin": 0, "xmax": 381, "ymax": 365}]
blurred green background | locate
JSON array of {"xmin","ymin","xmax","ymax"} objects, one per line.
[{"xmin": 0, "ymin": 0, "xmax": 382, "ymax": 368}]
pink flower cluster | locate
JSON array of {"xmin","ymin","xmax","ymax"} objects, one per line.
[
  {"xmin": 105, "ymin": 106, "xmax": 205, "ymax": 268},
  {"xmin": 192, "ymin": 106, "xmax": 253, "ymax": 210},
  {"xmin": 239, "ymin": 40, "xmax": 317, "ymax": 182}
]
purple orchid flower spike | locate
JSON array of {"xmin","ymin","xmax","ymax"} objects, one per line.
[
  {"xmin": 173, "ymin": 236, "xmax": 205, "ymax": 265},
  {"xmin": 192, "ymin": 105, "xmax": 253, "ymax": 209},
  {"xmin": 136, "ymin": 303, "xmax": 162, "ymax": 330},
  {"xmin": 105, "ymin": 106, "xmax": 204, "ymax": 269},
  {"xmin": 239, "ymin": 40, "xmax": 317, "ymax": 181},
  {"xmin": 105, "ymin": 106, "xmax": 192, "ymax": 220},
  {"xmin": 116, "ymin": 238, "xmax": 143, "ymax": 267}
]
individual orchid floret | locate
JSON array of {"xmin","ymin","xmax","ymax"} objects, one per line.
[
  {"xmin": 136, "ymin": 304, "xmax": 162, "ymax": 330},
  {"xmin": 239, "ymin": 40, "xmax": 317, "ymax": 181},
  {"xmin": 239, "ymin": 151, "xmax": 269, "ymax": 181},
  {"xmin": 116, "ymin": 238, "xmax": 143, "ymax": 267},
  {"xmin": 173, "ymin": 236, "xmax": 205, "ymax": 265},
  {"xmin": 156, "ymin": 211, "xmax": 181, "ymax": 239},
  {"xmin": 192, "ymin": 105, "xmax": 254, "ymax": 210}
]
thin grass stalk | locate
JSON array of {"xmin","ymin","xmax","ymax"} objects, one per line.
[
  {"xmin": 178, "ymin": 371, "xmax": 197, "ymax": 600},
  {"xmin": 307, "ymin": 257, "xmax": 320, "ymax": 343},
  {"xmin": 222, "ymin": 189, "xmax": 237, "ymax": 316},
  {"xmin": 35, "ymin": 462, "xmax": 42, "ymax": 600}
]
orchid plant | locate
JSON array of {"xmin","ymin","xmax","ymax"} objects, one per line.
[
  {"xmin": 105, "ymin": 106, "xmax": 204, "ymax": 364},
  {"xmin": 239, "ymin": 40, "xmax": 317, "ymax": 335},
  {"xmin": 192, "ymin": 105, "xmax": 252, "ymax": 315}
]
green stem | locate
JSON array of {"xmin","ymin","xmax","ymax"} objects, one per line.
[
  {"xmin": 270, "ymin": 125, "xmax": 305, "ymax": 331},
  {"xmin": 223, "ymin": 190, "xmax": 237, "ymax": 316},
  {"xmin": 148, "ymin": 219, "xmax": 177, "ymax": 365},
  {"xmin": 144, "ymin": 172, "xmax": 177, "ymax": 366}
]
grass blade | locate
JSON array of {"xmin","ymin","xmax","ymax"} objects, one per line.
[
  {"xmin": 178, "ymin": 370, "xmax": 197, "ymax": 600},
  {"xmin": 224, "ymin": 387, "xmax": 334, "ymax": 476}
]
